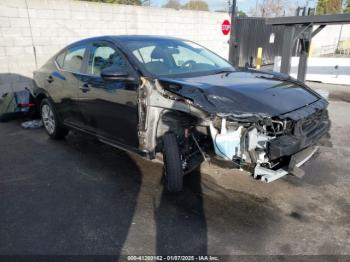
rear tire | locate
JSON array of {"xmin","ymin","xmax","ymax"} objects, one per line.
[
  {"xmin": 163, "ymin": 132, "xmax": 184, "ymax": 193},
  {"xmin": 41, "ymin": 98, "xmax": 69, "ymax": 140}
]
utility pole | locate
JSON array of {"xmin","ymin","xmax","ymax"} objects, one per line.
[{"xmin": 229, "ymin": 0, "xmax": 238, "ymax": 66}]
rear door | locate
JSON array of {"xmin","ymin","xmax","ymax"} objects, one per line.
[
  {"xmin": 76, "ymin": 41, "xmax": 140, "ymax": 147},
  {"xmin": 51, "ymin": 44, "xmax": 88, "ymax": 127}
]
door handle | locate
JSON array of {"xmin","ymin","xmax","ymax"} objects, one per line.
[
  {"xmin": 80, "ymin": 83, "xmax": 91, "ymax": 93},
  {"xmin": 47, "ymin": 75, "xmax": 54, "ymax": 83}
]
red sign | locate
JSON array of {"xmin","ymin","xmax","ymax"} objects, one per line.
[{"xmin": 221, "ymin": 20, "xmax": 231, "ymax": 35}]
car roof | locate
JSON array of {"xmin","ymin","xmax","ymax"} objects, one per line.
[
  {"xmin": 66, "ymin": 35, "xmax": 186, "ymax": 49},
  {"xmin": 112, "ymin": 35, "xmax": 186, "ymax": 42}
]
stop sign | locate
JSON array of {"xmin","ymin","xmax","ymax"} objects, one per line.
[{"xmin": 221, "ymin": 20, "xmax": 231, "ymax": 35}]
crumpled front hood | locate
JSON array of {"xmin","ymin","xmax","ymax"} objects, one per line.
[{"xmin": 159, "ymin": 70, "xmax": 322, "ymax": 120}]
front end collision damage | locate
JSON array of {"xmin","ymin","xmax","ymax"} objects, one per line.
[
  {"xmin": 137, "ymin": 77, "xmax": 208, "ymax": 173},
  {"xmin": 137, "ymin": 77, "xmax": 330, "ymax": 182}
]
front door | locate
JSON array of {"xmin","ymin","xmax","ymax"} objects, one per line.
[{"xmin": 76, "ymin": 41, "xmax": 140, "ymax": 148}]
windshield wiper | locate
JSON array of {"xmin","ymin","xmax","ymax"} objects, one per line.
[{"xmin": 212, "ymin": 69, "xmax": 236, "ymax": 76}]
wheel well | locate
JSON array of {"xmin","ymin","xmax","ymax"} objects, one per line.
[
  {"xmin": 157, "ymin": 111, "xmax": 208, "ymax": 173},
  {"xmin": 158, "ymin": 111, "xmax": 197, "ymax": 136},
  {"xmin": 34, "ymin": 93, "xmax": 47, "ymax": 117},
  {"xmin": 155, "ymin": 110, "xmax": 199, "ymax": 151},
  {"xmin": 35, "ymin": 93, "xmax": 47, "ymax": 106}
]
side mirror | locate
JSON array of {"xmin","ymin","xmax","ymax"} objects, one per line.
[{"xmin": 101, "ymin": 67, "xmax": 133, "ymax": 81}]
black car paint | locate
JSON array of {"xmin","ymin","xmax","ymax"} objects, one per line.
[
  {"xmin": 159, "ymin": 71, "xmax": 322, "ymax": 119},
  {"xmin": 34, "ymin": 35, "xmax": 328, "ymax": 160},
  {"xmin": 75, "ymin": 74, "xmax": 140, "ymax": 147},
  {"xmin": 34, "ymin": 37, "xmax": 141, "ymax": 150},
  {"xmin": 34, "ymin": 63, "xmax": 80, "ymax": 125}
]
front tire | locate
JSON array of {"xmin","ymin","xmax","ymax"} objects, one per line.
[
  {"xmin": 163, "ymin": 132, "xmax": 184, "ymax": 193},
  {"xmin": 41, "ymin": 98, "xmax": 69, "ymax": 140}
]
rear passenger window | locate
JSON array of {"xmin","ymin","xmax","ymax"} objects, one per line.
[{"xmin": 57, "ymin": 45, "xmax": 86, "ymax": 73}]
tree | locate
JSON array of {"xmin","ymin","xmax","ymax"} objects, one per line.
[
  {"xmin": 316, "ymin": 0, "xmax": 328, "ymax": 14},
  {"xmin": 316, "ymin": 0, "xmax": 342, "ymax": 15},
  {"xmin": 215, "ymin": 9, "xmax": 247, "ymax": 16},
  {"xmin": 181, "ymin": 0, "xmax": 209, "ymax": 11},
  {"xmin": 163, "ymin": 0, "xmax": 181, "ymax": 10},
  {"xmin": 249, "ymin": 0, "xmax": 295, "ymax": 17},
  {"xmin": 344, "ymin": 0, "xmax": 350, "ymax": 13},
  {"xmin": 80, "ymin": 0, "xmax": 141, "ymax": 5},
  {"xmin": 237, "ymin": 10, "xmax": 247, "ymax": 17}
]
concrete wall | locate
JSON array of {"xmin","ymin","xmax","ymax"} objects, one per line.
[
  {"xmin": 311, "ymin": 25, "xmax": 350, "ymax": 57},
  {"xmin": 0, "ymin": 0, "xmax": 230, "ymax": 94},
  {"xmin": 274, "ymin": 56, "xmax": 350, "ymax": 85}
]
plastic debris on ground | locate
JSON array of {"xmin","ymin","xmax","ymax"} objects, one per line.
[{"xmin": 21, "ymin": 119, "xmax": 43, "ymax": 129}]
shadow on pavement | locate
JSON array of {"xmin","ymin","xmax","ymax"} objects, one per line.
[
  {"xmin": 0, "ymin": 122, "xmax": 208, "ymax": 255},
  {"xmin": 0, "ymin": 104, "xmax": 288, "ymax": 256},
  {"xmin": 155, "ymin": 169, "xmax": 207, "ymax": 255},
  {"xmin": 0, "ymin": 119, "xmax": 283, "ymax": 255},
  {"xmin": 0, "ymin": 129, "xmax": 142, "ymax": 256}
]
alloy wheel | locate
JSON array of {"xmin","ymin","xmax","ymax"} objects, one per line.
[{"xmin": 41, "ymin": 104, "xmax": 56, "ymax": 135}]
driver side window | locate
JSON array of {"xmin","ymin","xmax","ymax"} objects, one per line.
[
  {"xmin": 87, "ymin": 43, "xmax": 127, "ymax": 77},
  {"xmin": 172, "ymin": 46, "xmax": 214, "ymax": 67}
]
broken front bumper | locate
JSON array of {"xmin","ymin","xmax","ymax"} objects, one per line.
[
  {"xmin": 209, "ymin": 99, "xmax": 330, "ymax": 183},
  {"xmin": 255, "ymin": 105, "xmax": 330, "ymax": 183},
  {"xmin": 267, "ymin": 117, "xmax": 330, "ymax": 161},
  {"xmin": 255, "ymin": 146, "xmax": 319, "ymax": 183}
]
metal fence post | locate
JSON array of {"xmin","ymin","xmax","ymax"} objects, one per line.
[
  {"xmin": 229, "ymin": 0, "xmax": 239, "ymax": 66},
  {"xmin": 280, "ymin": 25, "xmax": 296, "ymax": 74},
  {"xmin": 297, "ymin": 26, "xmax": 312, "ymax": 82}
]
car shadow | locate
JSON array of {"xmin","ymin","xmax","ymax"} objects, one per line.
[
  {"xmin": 155, "ymin": 169, "xmax": 207, "ymax": 255},
  {"xmin": 0, "ymin": 126, "xmax": 142, "ymax": 256},
  {"xmin": 61, "ymin": 132, "xmax": 209, "ymax": 256},
  {"xmin": 48, "ymin": 132, "xmax": 209, "ymax": 256},
  {"xmin": 1, "ymin": 117, "xmax": 287, "ymax": 256}
]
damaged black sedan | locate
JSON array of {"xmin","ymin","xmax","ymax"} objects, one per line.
[{"xmin": 33, "ymin": 36, "xmax": 330, "ymax": 192}]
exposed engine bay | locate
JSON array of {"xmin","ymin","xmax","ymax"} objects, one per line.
[{"xmin": 137, "ymin": 76, "xmax": 331, "ymax": 182}]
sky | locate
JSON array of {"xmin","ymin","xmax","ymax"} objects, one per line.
[{"xmin": 151, "ymin": 0, "xmax": 318, "ymax": 14}]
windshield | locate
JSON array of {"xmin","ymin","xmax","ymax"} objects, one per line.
[{"xmin": 125, "ymin": 39, "xmax": 234, "ymax": 77}]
